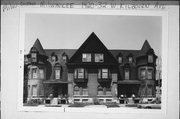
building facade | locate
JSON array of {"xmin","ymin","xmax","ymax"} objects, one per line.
[{"xmin": 24, "ymin": 32, "xmax": 157, "ymax": 104}]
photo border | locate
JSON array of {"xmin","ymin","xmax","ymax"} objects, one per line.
[{"xmin": 18, "ymin": 7, "xmax": 168, "ymax": 114}]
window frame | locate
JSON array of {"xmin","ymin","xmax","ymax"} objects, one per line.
[
  {"xmin": 39, "ymin": 69, "xmax": 44, "ymax": 79},
  {"xmin": 82, "ymin": 53, "xmax": 91, "ymax": 62},
  {"xmin": 55, "ymin": 69, "xmax": 61, "ymax": 79},
  {"xmin": 118, "ymin": 56, "xmax": 123, "ymax": 63},
  {"xmin": 95, "ymin": 53, "xmax": 104, "ymax": 62},
  {"xmin": 148, "ymin": 54, "xmax": 153, "ymax": 63},
  {"xmin": 32, "ymin": 68, "xmax": 38, "ymax": 79},
  {"xmin": 74, "ymin": 68, "xmax": 87, "ymax": 79},
  {"xmin": 31, "ymin": 53, "xmax": 37, "ymax": 62},
  {"xmin": 124, "ymin": 69, "xmax": 130, "ymax": 80},
  {"xmin": 98, "ymin": 68, "xmax": 109, "ymax": 79},
  {"xmin": 128, "ymin": 57, "xmax": 133, "ymax": 63}
]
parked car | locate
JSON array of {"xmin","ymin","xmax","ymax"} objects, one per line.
[{"xmin": 137, "ymin": 103, "xmax": 161, "ymax": 109}]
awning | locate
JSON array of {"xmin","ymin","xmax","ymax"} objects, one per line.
[{"xmin": 118, "ymin": 80, "xmax": 141, "ymax": 84}]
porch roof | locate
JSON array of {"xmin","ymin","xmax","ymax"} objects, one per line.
[
  {"xmin": 118, "ymin": 80, "xmax": 141, "ymax": 84},
  {"xmin": 43, "ymin": 80, "xmax": 68, "ymax": 84}
]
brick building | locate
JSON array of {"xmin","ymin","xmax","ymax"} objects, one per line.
[{"xmin": 24, "ymin": 32, "xmax": 157, "ymax": 104}]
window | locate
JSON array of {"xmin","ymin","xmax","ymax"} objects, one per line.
[
  {"xmin": 98, "ymin": 69, "xmax": 109, "ymax": 79},
  {"xmin": 139, "ymin": 67, "xmax": 154, "ymax": 80},
  {"xmin": 55, "ymin": 69, "xmax": 61, "ymax": 79},
  {"xmin": 97, "ymin": 86, "xmax": 104, "ymax": 95},
  {"xmin": 63, "ymin": 56, "xmax": 67, "ymax": 63},
  {"xmin": 31, "ymin": 53, "xmax": 37, "ymax": 62},
  {"xmin": 95, "ymin": 54, "xmax": 104, "ymax": 62},
  {"xmin": 82, "ymin": 53, "xmax": 91, "ymax": 62},
  {"xmin": 82, "ymin": 88, "xmax": 88, "ymax": 96},
  {"xmin": 129, "ymin": 57, "xmax": 133, "ymax": 63},
  {"xmin": 32, "ymin": 68, "xmax": 37, "ymax": 78},
  {"xmin": 125, "ymin": 69, "xmax": 130, "ymax": 80},
  {"xmin": 102, "ymin": 69, "xmax": 108, "ymax": 78},
  {"xmin": 39, "ymin": 69, "xmax": 44, "ymax": 79},
  {"xmin": 32, "ymin": 85, "xmax": 37, "ymax": 96},
  {"xmin": 28, "ymin": 85, "xmax": 30, "ymax": 96},
  {"xmin": 118, "ymin": 57, "xmax": 122, "ymax": 63},
  {"xmin": 140, "ymin": 69, "xmax": 146, "ymax": 80},
  {"xmin": 51, "ymin": 56, "xmax": 56, "ymax": 62},
  {"xmin": 148, "ymin": 55, "xmax": 153, "ymax": 63},
  {"xmin": 74, "ymin": 86, "xmax": 80, "ymax": 95},
  {"xmin": 106, "ymin": 88, "xmax": 112, "ymax": 95},
  {"xmin": 78, "ymin": 68, "xmax": 84, "ymax": 78},
  {"xmin": 147, "ymin": 69, "xmax": 153, "ymax": 79},
  {"xmin": 74, "ymin": 68, "xmax": 87, "ymax": 79}
]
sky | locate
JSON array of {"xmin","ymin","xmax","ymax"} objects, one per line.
[{"xmin": 25, "ymin": 14, "xmax": 162, "ymax": 57}]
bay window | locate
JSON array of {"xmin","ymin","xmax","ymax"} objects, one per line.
[
  {"xmin": 138, "ymin": 67, "xmax": 154, "ymax": 80},
  {"xmin": 74, "ymin": 68, "xmax": 87, "ymax": 79},
  {"xmin": 140, "ymin": 69, "xmax": 146, "ymax": 80},
  {"xmin": 39, "ymin": 69, "xmax": 44, "ymax": 79},
  {"xmin": 147, "ymin": 69, "xmax": 153, "ymax": 79},
  {"xmin": 32, "ymin": 68, "xmax": 37, "ymax": 79},
  {"xmin": 98, "ymin": 68, "xmax": 109, "ymax": 79},
  {"xmin": 148, "ymin": 55, "xmax": 153, "ymax": 63}
]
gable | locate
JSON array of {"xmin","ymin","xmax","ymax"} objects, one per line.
[{"xmin": 68, "ymin": 32, "xmax": 118, "ymax": 64}]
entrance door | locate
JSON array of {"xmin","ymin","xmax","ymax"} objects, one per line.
[{"xmin": 53, "ymin": 84, "xmax": 68, "ymax": 97}]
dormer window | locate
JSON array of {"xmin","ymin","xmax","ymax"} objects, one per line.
[
  {"xmin": 62, "ymin": 52, "xmax": 68, "ymax": 63},
  {"xmin": 82, "ymin": 53, "xmax": 91, "ymax": 62},
  {"xmin": 63, "ymin": 56, "xmax": 67, "ymax": 63},
  {"xmin": 30, "ymin": 47, "xmax": 38, "ymax": 63},
  {"xmin": 95, "ymin": 53, "xmax": 104, "ymax": 62},
  {"xmin": 118, "ymin": 57, "xmax": 122, "ymax": 63},
  {"xmin": 52, "ymin": 56, "xmax": 56, "ymax": 62},
  {"xmin": 129, "ymin": 57, "xmax": 133, "ymax": 63},
  {"xmin": 31, "ymin": 53, "xmax": 37, "ymax": 62},
  {"xmin": 148, "ymin": 55, "xmax": 153, "ymax": 63},
  {"xmin": 51, "ymin": 52, "xmax": 58, "ymax": 62}
]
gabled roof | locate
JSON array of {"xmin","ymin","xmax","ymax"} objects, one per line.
[
  {"xmin": 31, "ymin": 38, "xmax": 46, "ymax": 55},
  {"xmin": 68, "ymin": 32, "xmax": 118, "ymax": 64}
]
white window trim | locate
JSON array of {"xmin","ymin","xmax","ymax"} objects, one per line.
[{"xmin": 95, "ymin": 53, "xmax": 104, "ymax": 62}]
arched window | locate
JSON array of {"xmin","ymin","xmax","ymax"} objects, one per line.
[
  {"xmin": 97, "ymin": 85, "xmax": 104, "ymax": 95},
  {"xmin": 54, "ymin": 63, "xmax": 62, "ymax": 79},
  {"xmin": 74, "ymin": 86, "xmax": 80, "ymax": 95}
]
